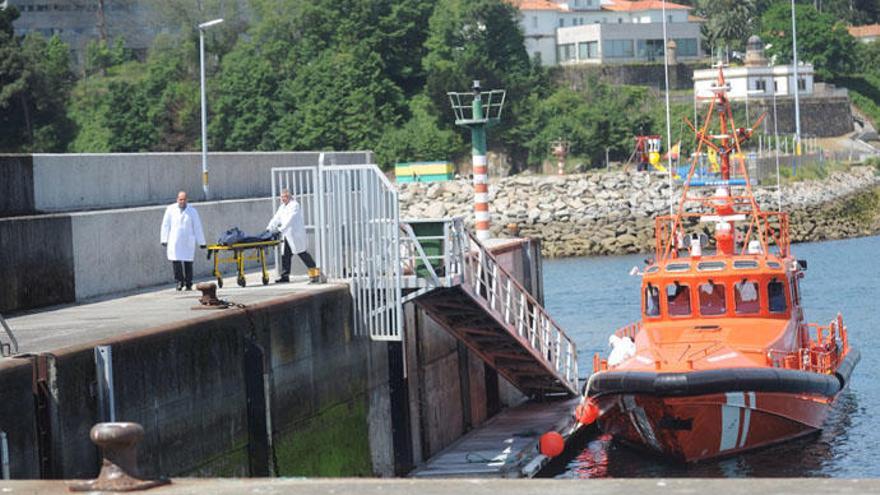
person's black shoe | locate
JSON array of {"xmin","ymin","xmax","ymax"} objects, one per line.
[
  {"xmin": 275, "ymin": 276, "xmax": 290, "ymax": 284},
  {"xmin": 185, "ymin": 284, "xmax": 192, "ymax": 291},
  {"xmin": 176, "ymin": 281, "xmax": 184, "ymax": 291}
]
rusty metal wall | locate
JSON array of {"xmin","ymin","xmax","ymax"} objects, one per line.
[{"xmin": 0, "ymin": 358, "xmax": 39, "ymax": 479}]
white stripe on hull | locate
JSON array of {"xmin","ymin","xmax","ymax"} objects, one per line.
[
  {"xmin": 474, "ymin": 211, "xmax": 490, "ymax": 221},
  {"xmin": 473, "ymin": 155, "xmax": 487, "ymax": 166},
  {"xmin": 473, "ymin": 174, "xmax": 488, "ymax": 183},
  {"xmin": 720, "ymin": 392, "xmax": 753, "ymax": 452}
]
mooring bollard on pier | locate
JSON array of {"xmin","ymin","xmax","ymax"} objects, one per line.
[{"xmin": 68, "ymin": 422, "xmax": 169, "ymax": 492}]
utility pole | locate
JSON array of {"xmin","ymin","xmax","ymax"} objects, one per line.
[{"xmin": 448, "ymin": 81, "xmax": 506, "ymax": 242}]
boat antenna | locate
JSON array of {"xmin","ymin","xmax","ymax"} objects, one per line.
[
  {"xmin": 772, "ymin": 66, "xmax": 782, "ymax": 211},
  {"xmin": 662, "ymin": 0, "xmax": 674, "ymax": 215}
]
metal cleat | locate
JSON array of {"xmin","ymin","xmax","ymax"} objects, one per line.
[{"xmin": 68, "ymin": 422, "xmax": 169, "ymax": 492}]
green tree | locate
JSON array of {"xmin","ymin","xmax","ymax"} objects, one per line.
[
  {"xmin": 423, "ymin": 0, "xmax": 540, "ymax": 167},
  {"xmin": 697, "ymin": 0, "xmax": 757, "ymax": 58},
  {"xmin": 761, "ymin": 2, "xmax": 857, "ymax": 80},
  {"xmin": 518, "ymin": 80, "xmax": 654, "ymax": 168},
  {"xmin": 0, "ymin": 6, "xmax": 75, "ymax": 152},
  {"xmin": 374, "ymin": 94, "xmax": 464, "ymax": 168},
  {"xmin": 273, "ymin": 48, "xmax": 405, "ymax": 151}
]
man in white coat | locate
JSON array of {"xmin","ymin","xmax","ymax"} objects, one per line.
[
  {"xmin": 160, "ymin": 191, "xmax": 206, "ymax": 291},
  {"xmin": 267, "ymin": 188, "xmax": 321, "ymax": 283}
]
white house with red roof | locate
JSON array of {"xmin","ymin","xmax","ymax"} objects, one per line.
[{"xmin": 513, "ymin": 0, "xmax": 704, "ymax": 65}]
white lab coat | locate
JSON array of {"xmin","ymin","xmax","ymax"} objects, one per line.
[
  {"xmin": 160, "ymin": 204, "xmax": 206, "ymax": 262},
  {"xmin": 267, "ymin": 199, "xmax": 308, "ymax": 254}
]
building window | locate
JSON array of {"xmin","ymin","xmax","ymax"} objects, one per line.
[
  {"xmin": 798, "ymin": 78, "xmax": 806, "ymax": 90},
  {"xmin": 674, "ymin": 38, "xmax": 697, "ymax": 57},
  {"xmin": 532, "ymin": 16, "xmax": 538, "ymax": 28},
  {"xmin": 559, "ymin": 18, "xmax": 565, "ymax": 27},
  {"xmin": 618, "ymin": 18, "xmax": 623, "ymax": 23},
  {"xmin": 637, "ymin": 39, "xmax": 665, "ymax": 60},
  {"xmin": 755, "ymin": 79, "xmax": 767, "ymax": 91},
  {"xmin": 579, "ymin": 41, "xmax": 599, "ymax": 59},
  {"xmin": 774, "ymin": 80, "xmax": 779, "ymax": 92},
  {"xmin": 605, "ymin": 39, "xmax": 634, "ymax": 58},
  {"xmin": 557, "ymin": 43, "xmax": 576, "ymax": 63},
  {"xmin": 668, "ymin": 14, "xmax": 673, "ymax": 23}
]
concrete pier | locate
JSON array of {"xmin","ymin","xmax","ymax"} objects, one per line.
[{"xmin": 1, "ymin": 477, "xmax": 877, "ymax": 494}]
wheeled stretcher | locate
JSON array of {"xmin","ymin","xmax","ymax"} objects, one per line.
[{"xmin": 207, "ymin": 240, "xmax": 281, "ymax": 287}]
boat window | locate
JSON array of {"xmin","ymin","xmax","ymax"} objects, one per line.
[
  {"xmin": 646, "ymin": 266, "xmax": 660, "ymax": 274},
  {"xmin": 666, "ymin": 283, "xmax": 691, "ymax": 316},
  {"xmin": 644, "ymin": 284, "xmax": 660, "ymax": 317},
  {"xmin": 699, "ymin": 281, "xmax": 727, "ymax": 316},
  {"xmin": 768, "ymin": 279, "xmax": 787, "ymax": 313},
  {"xmin": 733, "ymin": 260, "xmax": 759, "ymax": 269},
  {"xmin": 734, "ymin": 280, "xmax": 760, "ymax": 314},
  {"xmin": 666, "ymin": 263, "xmax": 690, "ymax": 272},
  {"xmin": 697, "ymin": 261, "xmax": 726, "ymax": 271},
  {"xmin": 767, "ymin": 261, "xmax": 782, "ymax": 269}
]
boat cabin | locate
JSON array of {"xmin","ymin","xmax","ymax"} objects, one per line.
[{"xmin": 641, "ymin": 255, "xmax": 803, "ymax": 321}]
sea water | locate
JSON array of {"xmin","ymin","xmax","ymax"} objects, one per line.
[{"xmin": 542, "ymin": 235, "xmax": 880, "ymax": 477}]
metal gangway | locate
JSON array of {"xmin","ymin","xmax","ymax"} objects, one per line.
[
  {"xmin": 400, "ymin": 218, "xmax": 579, "ymax": 397},
  {"xmin": 270, "ymin": 160, "xmax": 578, "ymax": 398}
]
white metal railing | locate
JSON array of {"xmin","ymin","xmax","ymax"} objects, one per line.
[
  {"xmin": 271, "ymin": 161, "xmax": 402, "ymax": 341},
  {"xmin": 0, "ymin": 314, "xmax": 18, "ymax": 357},
  {"xmin": 400, "ymin": 218, "xmax": 579, "ymax": 393},
  {"xmin": 399, "ymin": 217, "xmax": 467, "ymax": 289},
  {"xmin": 460, "ymin": 232, "xmax": 579, "ymax": 393},
  {"xmin": 319, "ymin": 164, "xmax": 402, "ymax": 341}
]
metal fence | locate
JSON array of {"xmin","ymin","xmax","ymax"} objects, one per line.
[{"xmin": 271, "ymin": 161, "xmax": 402, "ymax": 341}]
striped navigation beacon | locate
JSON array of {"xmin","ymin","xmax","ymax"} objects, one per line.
[{"xmin": 448, "ymin": 80, "xmax": 506, "ymax": 241}]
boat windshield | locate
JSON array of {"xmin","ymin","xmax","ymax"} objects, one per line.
[
  {"xmin": 699, "ymin": 281, "xmax": 727, "ymax": 316},
  {"xmin": 734, "ymin": 280, "xmax": 760, "ymax": 314},
  {"xmin": 666, "ymin": 283, "xmax": 691, "ymax": 316},
  {"xmin": 645, "ymin": 284, "xmax": 660, "ymax": 316},
  {"xmin": 768, "ymin": 279, "xmax": 787, "ymax": 313}
]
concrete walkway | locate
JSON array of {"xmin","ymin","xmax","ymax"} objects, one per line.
[
  {"xmin": 4, "ymin": 271, "xmax": 343, "ymax": 355},
  {"xmin": 1, "ymin": 478, "xmax": 878, "ymax": 494}
]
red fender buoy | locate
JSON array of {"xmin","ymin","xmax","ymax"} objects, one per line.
[
  {"xmin": 539, "ymin": 431, "xmax": 565, "ymax": 458},
  {"xmin": 575, "ymin": 399, "xmax": 599, "ymax": 425}
]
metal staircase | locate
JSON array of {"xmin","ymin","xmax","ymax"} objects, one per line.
[{"xmin": 400, "ymin": 218, "xmax": 579, "ymax": 397}]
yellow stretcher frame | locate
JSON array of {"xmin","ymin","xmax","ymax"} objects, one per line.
[{"xmin": 207, "ymin": 240, "xmax": 281, "ymax": 288}]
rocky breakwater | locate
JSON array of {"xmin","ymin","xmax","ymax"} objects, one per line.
[{"xmin": 398, "ymin": 166, "xmax": 880, "ymax": 258}]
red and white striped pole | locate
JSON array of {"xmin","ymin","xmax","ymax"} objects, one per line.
[{"xmin": 470, "ymin": 81, "xmax": 490, "ymax": 241}]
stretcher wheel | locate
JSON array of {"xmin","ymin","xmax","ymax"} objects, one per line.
[
  {"xmin": 237, "ymin": 276, "xmax": 246, "ymax": 287},
  {"xmin": 216, "ymin": 277, "xmax": 223, "ymax": 288},
  {"xmin": 262, "ymin": 276, "xmax": 269, "ymax": 286}
]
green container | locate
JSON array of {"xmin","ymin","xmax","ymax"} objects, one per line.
[{"xmin": 409, "ymin": 221, "xmax": 446, "ymax": 278}]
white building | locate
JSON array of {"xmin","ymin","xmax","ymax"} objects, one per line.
[
  {"xmin": 692, "ymin": 36, "xmax": 814, "ymax": 100},
  {"xmin": 514, "ymin": 0, "xmax": 703, "ymax": 65}
]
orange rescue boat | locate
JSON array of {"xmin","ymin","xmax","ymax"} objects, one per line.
[{"xmin": 577, "ymin": 68, "xmax": 859, "ymax": 462}]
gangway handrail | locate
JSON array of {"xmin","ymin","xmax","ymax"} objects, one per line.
[
  {"xmin": 0, "ymin": 314, "xmax": 18, "ymax": 357},
  {"xmin": 460, "ymin": 232, "xmax": 579, "ymax": 393}
]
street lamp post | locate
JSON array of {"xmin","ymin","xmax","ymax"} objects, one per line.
[
  {"xmin": 661, "ymin": 0, "xmax": 674, "ymax": 214},
  {"xmin": 198, "ymin": 18, "xmax": 224, "ymax": 201}
]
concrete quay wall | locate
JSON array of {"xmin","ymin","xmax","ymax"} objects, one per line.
[
  {"xmin": 0, "ymin": 151, "xmax": 371, "ymax": 216},
  {"xmin": 0, "ymin": 197, "xmax": 324, "ymax": 313},
  {"xmin": 0, "ymin": 287, "xmax": 386, "ymax": 479},
  {"xmin": 0, "ymin": 241, "xmax": 546, "ymax": 479}
]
